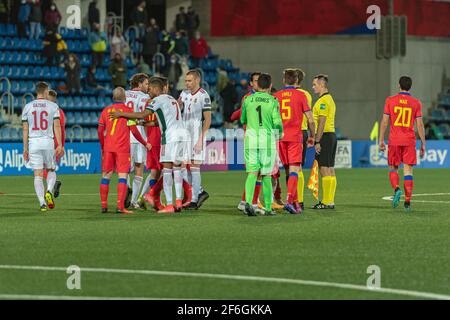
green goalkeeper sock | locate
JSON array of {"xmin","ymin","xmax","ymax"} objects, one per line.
[
  {"xmin": 262, "ymin": 176, "xmax": 273, "ymax": 211},
  {"xmin": 245, "ymin": 174, "xmax": 258, "ymax": 204}
]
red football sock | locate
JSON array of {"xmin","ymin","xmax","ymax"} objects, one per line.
[
  {"xmin": 389, "ymin": 171, "xmax": 400, "ymax": 190},
  {"xmin": 149, "ymin": 176, "xmax": 163, "ymax": 196},
  {"xmin": 182, "ymin": 180, "xmax": 192, "ymax": 203},
  {"xmin": 252, "ymin": 181, "xmax": 262, "ymax": 205},
  {"xmin": 287, "ymin": 173, "xmax": 298, "ymax": 204},
  {"xmin": 43, "ymin": 169, "xmax": 48, "ymax": 179},
  {"xmin": 404, "ymin": 176, "xmax": 414, "ymax": 202},
  {"xmin": 100, "ymin": 180, "xmax": 110, "ymax": 209},
  {"xmin": 274, "ymin": 177, "xmax": 282, "ymax": 201},
  {"xmin": 117, "ymin": 180, "xmax": 128, "ymax": 210}
]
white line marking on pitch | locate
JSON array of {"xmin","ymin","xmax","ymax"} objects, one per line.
[
  {"xmin": 0, "ymin": 265, "xmax": 448, "ymax": 300},
  {"xmin": 0, "ymin": 294, "xmax": 187, "ymax": 300},
  {"xmin": 382, "ymin": 193, "xmax": 450, "ymax": 204}
]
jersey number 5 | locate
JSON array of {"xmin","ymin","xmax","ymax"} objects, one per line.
[
  {"xmin": 32, "ymin": 110, "xmax": 49, "ymax": 131},
  {"xmin": 393, "ymin": 106, "xmax": 412, "ymax": 127},
  {"xmin": 281, "ymin": 99, "xmax": 291, "ymax": 120}
]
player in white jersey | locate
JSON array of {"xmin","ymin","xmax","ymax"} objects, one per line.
[
  {"xmin": 178, "ymin": 70, "xmax": 212, "ymax": 210},
  {"xmin": 21, "ymin": 82, "xmax": 64, "ymax": 212},
  {"xmin": 110, "ymin": 77, "xmax": 190, "ymax": 213},
  {"xmin": 125, "ymin": 73, "xmax": 151, "ymax": 209}
]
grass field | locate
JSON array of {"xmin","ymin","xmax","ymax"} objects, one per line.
[{"xmin": 0, "ymin": 169, "xmax": 449, "ymax": 300}]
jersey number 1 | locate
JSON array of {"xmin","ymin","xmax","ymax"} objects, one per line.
[
  {"xmin": 256, "ymin": 105, "xmax": 262, "ymax": 126},
  {"xmin": 32, "ymin": 111, "xmax": 49, "ymax": 131}
]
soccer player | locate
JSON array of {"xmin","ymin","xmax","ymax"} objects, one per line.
[
  {"xmin": 22, "ymin": 82, "xmax": 64, "ymax": 212},
  {"xmin": 98, "ymin": 87, "xmax": 151, "ymax": 214},
  {"xmin": 379, "ymin": 76, "xmax": 426, "ymax": 212},
  {"xmin": 46, "ymin": 89, "xmax": 65, "ymax": 198},
  {"xmin": 274, "ymin": 69, "xmax": 315, "ymax": 214},
  {"xmin": 178, "ymin": 70, "xmax": 212, "ymax": 210},
  {"xmin": 295, "ymin": 68, "xmax": 313, "ymax": 210},
  {"xmin": 311, "ymin": 74, "xmax": 337, "ymax": 210},
  {"xmin": 241, "ymin": 73, "xmax": 283, "ymax": 216},
  {"xmin": 126, "ymin": 73, "xmax": 150, "ymax": 209},
  {"xmin": 110, "ymin": 79, "xmax": 190, "ymax": 213}
]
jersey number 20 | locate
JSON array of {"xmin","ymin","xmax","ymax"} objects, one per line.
[{"xmin": 393, "ymin": 106, "xmax": 412, "ymax": 127}]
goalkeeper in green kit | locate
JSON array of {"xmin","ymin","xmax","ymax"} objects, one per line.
[{"xmin": 241, "ymin": 73, "xmax": 283, "ymax": 216}]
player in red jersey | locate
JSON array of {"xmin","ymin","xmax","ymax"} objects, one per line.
[
  {"xmin": 274, "ymin": 69, "xmax": 315, "ymax": 214},
  {"xmin": 98, "ymin": 87, "xmax": 151, "ymax": 214},
  {"xmin": 379, "ymin": 76, "xmax": 426, "ymax": 212},
  {"xmin": 43, "ymin": 89, "xmax": 65, "ymax": 197}
]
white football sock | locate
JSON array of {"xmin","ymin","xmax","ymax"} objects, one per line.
[
  {"xmin": 46, "ymin": 171, "xmax": 56, "ymax": 193},
  {"xmin": 131, "ymin": 176, "xmax": 143, "ymax": 203},
  {"xmin": 140, "ymin": 175, "xmax": 152, "ymax": 197},
  {"xmin": 173, "ymin": 168, "xmax": 183, "ymax": 200},
  {"xmin": 127, "ymin": 176, "xmax": 131, "ymax": 188},
  {"xmin": 181, "ymin": 167, "xmax": 190, "ymax": 183},
  {"xmin": 34, "ymin": 176, "xmax": 45, "ymax": 206},
  {"xmin": 163, "ymin": 168, "xmax": 173, "ymax": 205},
  {"xmin": 191, "ymin": 167, "xmax": 201, "ymax": 203}
]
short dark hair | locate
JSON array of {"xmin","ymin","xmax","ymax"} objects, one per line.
[
  {"xmin": 148, "ymin": 77, "xmax": 164, "ymax": 91},
  {"xmin": 186, "ymin": 69, "xmax": 201, "ymax": 79},
  {"xmin": 180, "ymin": 6, "xmax": 185, "ymax": 10},
  {"xmin": 296, "ymin": 68, "xmax": 305, "ymax": 84},
  {"xmin": 283, "ymin": 69, "xmax": 298, "ymax": 86},
  {"xmin": 130, "ymin": 73, "xmax": 149, "ymax": 88},
  {"xmin": 153, "ymin": 76, "xmax": 168, "ymax": 87},
  {"xmin": 399, "ymin": 76, "xmax": 412, "ymax": 91},
  {"xmin": 257, "ymin": 73, "xmax": 272, "ymax": 90},
  {"xmin": 250, "ymin": 72, "xmax": 262, "ymax": 83},
  {"xmin": 314, "ymin": 74, "xmax": 329, "ymax": 83},
  {"xmin": 48, "ymin": 90, "xmax": 57, "ymax": 98},
  {"xmin": 35, "ymin": 82, "xmax": 49, "ymax": 95}
]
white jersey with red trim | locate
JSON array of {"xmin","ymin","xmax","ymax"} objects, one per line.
[
  {"xmin": 21, "ymin": 99, "xmax": 60, "ymax": 150},
  {"xmin": 126, "ymin": 89, "xmax": 150, "ymax": 144},
  {"xmin": 179, "ymin": 88, "xmax": 211, "ymax": 124}
]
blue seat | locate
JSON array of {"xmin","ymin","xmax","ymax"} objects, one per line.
[
  {"xmin": 0, "ymin": 24, "xmax": 5, "ymax": 36},
  {"xmin": 0, "ymin": 128, "xmax": 10, "ymax": 141},
  {"xmin": 438, "ymin": 124, "xmax": 450, "ymax": 137},
  {"xmin": 0, "ymin": 51, "xmax": 5, "ymax": 63},
  {"xmin": 431, "ymin": 108, "xmax": 445, "ymax": 121},
  {"xmin": 0, "ymin": 65, "xmax": 5, "ymax": 77},
  {"xmin": 73, "ymin": 96, "xmax": 82, "ymax": 109},
  {"xmin": 65, "ymin": 112, "xmax": 74, "ymax": 125},
  {"xmin": 10, "ymin": 128, "xmax": 19, "ymax": 141},
  {"xmin": 81, "ymin": 113, "xmax": 90, "ymax": 125},
  {"xmin": 10, "ymin": 82, "xmax": 20, "ymax": 94},
  {"xmin": 81, "ymin": 96, "xmax": 90, "ymax": 109},
  {"xmin": 7, "ymin": 24, "xmax": 17, "ymax": 37},
  {"xmin": 65, "ymin": 96, "xmax": 74, "ymax": 110},
  {"xmin": 74, "ymin": 112, "xmax": 82, "ymax": 124},
  {"xmin": 90, "ymin": 127, "xmax": 98, "ymax": 140},
  {"xmin": 88, "ymin": 97, "xmax": 97, "ymax": 109},
  {"xmin": 73, "ymin": 127, "xmax": 82, "ymax": 141},
  {"xmin": 90, "ymin": 112, "xmax": 99, "ymax": 124}
]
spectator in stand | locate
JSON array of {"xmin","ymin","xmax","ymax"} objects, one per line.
[
  {"xmin": 174, "ymin": 30, "xmax": 189, "ymax": 57},
  {"xmin": 42, "ymin": 26, "xmax": 58, "ymax": 66},
  {"xmin": 0, "ymin": 0, "xmax": 8, "ymax": 24},
  {"xmin": 29, "ymin": 0, "xmax": 42, "ymax": 40},
  {"xmin": 109, "ymin": 53, "xmax": 128, "ymax": 89},
  {"xmin": 220, "ymin": 79, "xmax": 238, "ymax": 129},
  {"xmin": 176, "ymin": 56, "xmax": 190, "ymax": 95},
  {"xmin": 136, "ymin": 58, "xmax": 152, "ymax": 76},
  {"xmin": 64, "ymin": 53, "xmax": 81, "ymax": 94},
  {"xmin": 189, "ymin": 30, "xmax": 208, "ymax": 69},
  {"xmin": 131, "ymin": 1, "xmax": 148, "ymax": 41},
  {"xmin": 18, "ymin": 0, "xmax": 31, "ymax": 38},
  {"xmin": 89, "ymin": 23, "xmax": 108, "ymax": 68},
  {"xmin": 88, "ymin": 0, "xmax": 100, "ymax": 30},
  {"xmin": 237, "ymin": 78, "xmax": 250, "ymax": 102},
  {"xmin": 86, "ymin": 66, "xmax": 106, "ymax": 94},
  {"xmin": 175, "ymin": 6, "xmax": 188, "ymax": 32},
  {"xmin": 142, "ymin": 24, "xmax": 159, "ymax": 69},
  {"xmin": 55, "ymin": 31, "xmax": 69, "ymax": 64},
  {"xmin": 164, "ymin": 54, "xmax": 182, "ymax": 96},
  {"xmin": 44, "ymin": 2, "xmax": 61, "ymax": 30},
  {"xmin": 186, "ymin": 6, "xmax": 200, "ymax": 39},
  {"xmin": 160, "ymin": 30, "xmax": 175, "ymax": 64},
  {"xmin": 216, "ymin": 66, "xmax": 228, "ymax": 94},
  {"xmin": 110, "ymin": 29, "xmax": 128, "ymax": 59}
]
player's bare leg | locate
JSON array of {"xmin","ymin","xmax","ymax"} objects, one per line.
[
  {"xmin": 403, "ymin": 164, "xmax": 414, "ymax": 212},
  {"xmin": 158, "ymin": 163, "xmax": 176, "ymax": 213},
  {"xmin": 389, "ymin": 165, "xmax": 402, "ymax": 208},
  {"xmin": 34, "ymin": 169, "xmax": 47, "ymax": 212},
  {"xmin": 130, "ymin": 162, "xmax": 144, "ymax": 210},
  {"xmin": 45, "ymin": 168, "xmax": 57, "ymax": 209},
  {"xmin": 117, "ymin": 173, "xmax": 133, "ymax": 214},
  {"xmin": 100, "ymin": 172, "xmax": 112, "ymax": 213}
]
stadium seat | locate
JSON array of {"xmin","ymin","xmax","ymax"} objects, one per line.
[
  {"xmin": 438, "ymin": 123, "xmax": 450, "ymax": 137},
  {"xmin": 81, "ymin": 96, "xmax": 90, "ymax": 109},
  {"xmin": 73, "ymin": 96, "xmax": 82, "ymax": 109},
  {"xmin": 0, "ymin": 127, "xmax": 10, "ymax": 141},
  {"xmin": 431, "ymin": 108, "xmax": 446, "ymax": 121}
]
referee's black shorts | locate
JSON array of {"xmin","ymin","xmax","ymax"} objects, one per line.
[
  {"xmin": 315, "ymin": 132, "xmax": 337, "ymax": 167},
  {"xmin": 302, "ymin": 130, "xmax": 308, "ymax": 165}
]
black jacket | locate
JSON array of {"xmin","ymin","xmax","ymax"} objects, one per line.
[{"xmin": 88, "ymin": 2, "xmax": 100, "ymax": 25}]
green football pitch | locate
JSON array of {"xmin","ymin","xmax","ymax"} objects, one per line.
[{"xmin": 0, "ymin": 169, "xmax": 449, "ymax": 300}]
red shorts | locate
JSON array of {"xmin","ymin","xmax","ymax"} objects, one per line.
[
  {"xmin": 388, "ymin": 145, "xmax": 417, "ymax": 166},
  {"xmin": 102, "ymin": 152, "xmax": 131, "ymax": 173},
  {"xmin": 146, "ymin": 145, "xmax": 162, "ymax": 170},
  {"xmin": 279, "ymin": 141, "xmax": 303, "ymax": 166}
]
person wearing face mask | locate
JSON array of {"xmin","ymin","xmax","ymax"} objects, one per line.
[
  {"xmin": 44, "ymin": 2, "xmax": 61, "ymax": 29},
  {"xmin": 64, "ymin": 53, "xmax": 81, "ymax": 94},
  {"xmin": 109, "ymin": 53, "xmax": 128, "ymax": 89},
  {"xmin": 189, "ymin": 31, "xmax": 208, "ymax": 69},
  {"xmin": 163, "ymin": 54, "xmax": 182, "ymax": 97},
  {"xmin": 29, "ymin": 0, "xmax": 42, "ymax": 40}
]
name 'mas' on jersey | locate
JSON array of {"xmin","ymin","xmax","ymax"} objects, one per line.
[
  {"xmin": 298, "ymin": 88, "xmax": 313, "ymax": 130},
  {"xmin": 273, "ymin": 86, "xmax": 311, "ymax": 142},
  {"xmin": 241, "ymin": 92, "xmax": 283, "ymax": 149},
  {"xmin": 179, "ymin": 88, "xmax": 211, "ymax": 123},
  {"xmin": 384, "ymin": 92, "xmax": 423, "ymax": 146},
  {"xmin": 99, "ymin": 103, "xmax": 135, "ymax": 153},
  {"xmin": 22, "ymin": 98, "xmax": 60, "ymax": 150},
  {"xmin": 146, "ymin": 94, "xmax": 188, "ymax": 145},
  {"xmin": 126, "ymin": 89, "xmax": 150, "ymax": 143}
]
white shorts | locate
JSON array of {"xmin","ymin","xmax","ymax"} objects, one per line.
[
  {"xmin": 27, "ymin": 149, "xmax": 56, "ymax": 170},
  {"xmin": 186, "ymin": 123, "xmax": 206, "ymax": 162},
  {"xmin": 160, "ymin": 141, "xmax": 189, "ymax": 164},
  {"xmin": 131, "ymin": 143, "xmax": 147, "ymax": 165}
]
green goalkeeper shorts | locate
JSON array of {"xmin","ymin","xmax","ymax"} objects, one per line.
[{"xmin": 244, "ymin": 148, "xmax": 276, "ymax": 175}]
